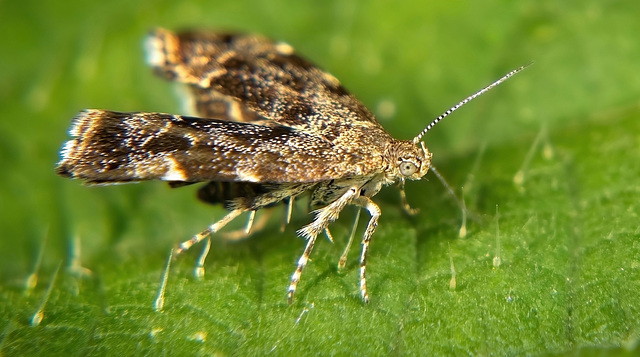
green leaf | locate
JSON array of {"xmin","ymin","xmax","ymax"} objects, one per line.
[{"xmin": 1, "ymin": 0, "xmax": 639, "ymax": 355}]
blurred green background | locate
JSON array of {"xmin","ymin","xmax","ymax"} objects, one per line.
[{"xmin": 1, "ymin": 0, "xmax": 639, "ymax": 355}]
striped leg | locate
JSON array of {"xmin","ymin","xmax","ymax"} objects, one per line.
[
  {"xmin": 175, "ymin": 208, "xmax": 244, "ymax": 256},
  {"xmin": 352, "ymin": 196, "xmax": 381, "ymax": 303},
  {"xmin": 287, "ymin": 233, "xmax": 318, "ymax": 304},
  {"xmin": 288, "ymin": 187, "xmax": 358, "ymax": 303},
  {"xmin": 154, "ymin": 208, "xmax": 244, "ymax": 311}
]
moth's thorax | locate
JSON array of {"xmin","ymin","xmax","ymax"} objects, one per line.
[{"xmin": 383, "ymin": 139, "xmax": 432, "ymax": 183}]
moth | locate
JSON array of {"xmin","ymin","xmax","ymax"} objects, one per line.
[{"xmin": 57, "ymin": 28, "xmax": 527, "ymax": 307}]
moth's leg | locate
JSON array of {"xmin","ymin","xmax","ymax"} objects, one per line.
[
  {"xmin": 281, "ymin": 196, "xmax": 295, "ymax": 232},
  {"xmin": 338, "ymin": 207, "xmax": 361, "ymax": 270},
  {"xmin": 287, "ymin": 232, "xmax": 318, "ymax": 304},
  {"xmin": 245, "ymin": 210, "xmax": 257, "ymax": 235},
  {"xmin": 288, "ymin": 187, "xmax": 358, "ymax": 303},
  {"xmin": 154, "ymin": 248, "xmax": 174, "ymax": 311},
  {"xmin": 221, "ymin": 210, "xmax": 271, "ymax": 241},
  {"xmin": 194, "ymin": 236, "xmax": 211, "ymax": 279},
  {"xmin": 154, "ymin": 208, "xmax": 244, "ymax": 311},
  {"xmin": 352, "ymin": 196, "xmax": 381, "ymax": 303},
  {"xmin": 399, "ymin": 180, "xmax": 419, "ymax": 215},
  {"xmin": 186, "ymin": 209, "xmax": 245, "ymax": 278},
  {"xmin": 324, "ymin": 228, "xmax": 335, "ymax": 243},
  {"xmin": 175, "ymin": 208, "xmax": 245, "ymax": 255}
]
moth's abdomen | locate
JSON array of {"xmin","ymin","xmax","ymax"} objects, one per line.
[
  {"xmin": 196, "ymin": 181, "xmax": 272, "ymax": 207},
  {"xmin": 56, "ymin": 110, "xmax": 194, "ymax": 184},
  {"xmin": 197, "ymin": 181, "xmax": 314, "ymax": 213}
]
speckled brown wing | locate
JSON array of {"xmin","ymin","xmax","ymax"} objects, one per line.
[
  {"xmin": 145, "ymin": 28, "xmax": 394, "ymax": 158},
  {"xmin": 57, "ymin": 29, "xmax": 399, "ymax": 186},
  {"xmin": 56, "ymin": 110, "xmax": 384, "ymax": 184}
]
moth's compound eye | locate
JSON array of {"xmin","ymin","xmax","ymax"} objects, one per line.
[{"xmin": 398, "ymin": 161, "xmax": 418, "ymax": 176}]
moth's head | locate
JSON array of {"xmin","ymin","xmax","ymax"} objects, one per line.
[{"xmin": 386, "ymin": 140, "xmax": 432, "ymax": 182}]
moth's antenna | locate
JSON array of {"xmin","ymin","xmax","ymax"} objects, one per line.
[{"xmin": 413, "ymin": 63, "xmax": 532, "ymax": 144}]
